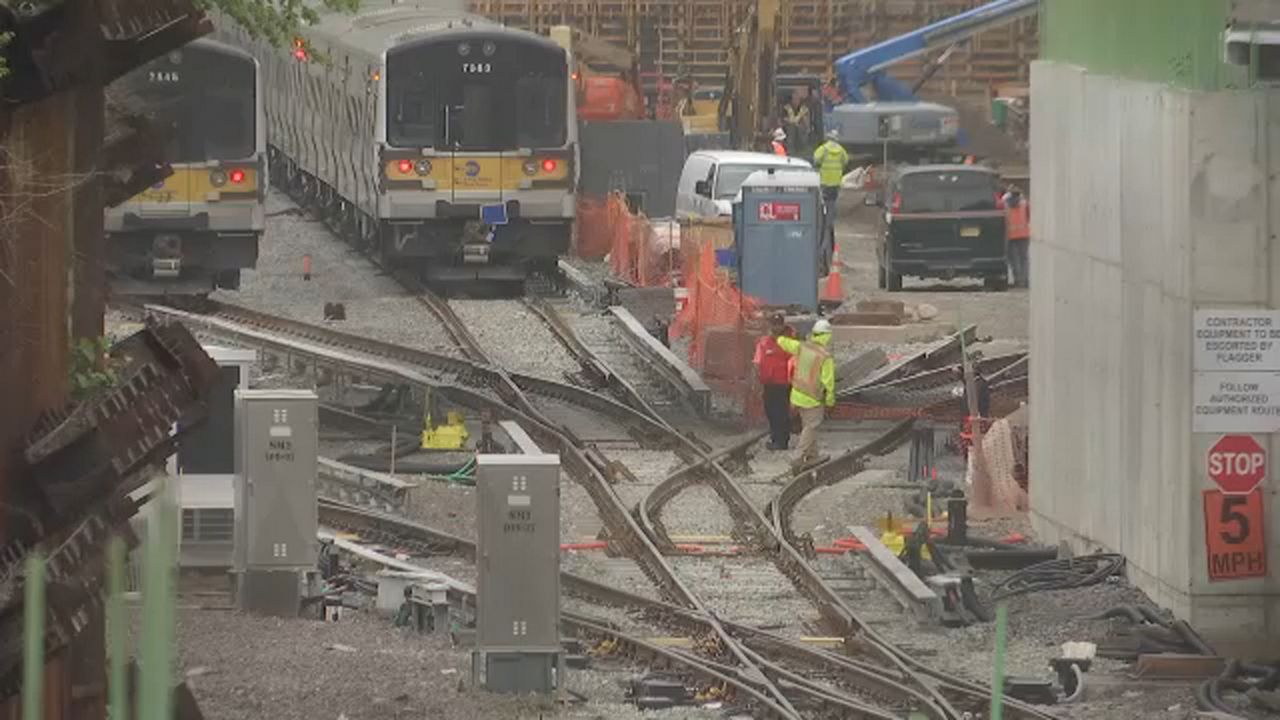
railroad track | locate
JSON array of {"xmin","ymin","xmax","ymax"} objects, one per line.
[
  {"xmin": 413, "ymin": 293, "xmax": 1037, "ymax": 719},
  {"xmin": 179, "ymin": 183, "xmax": 1038, "ymax": 715},
  {"xmin": 318, "ymin": 497, "xmax": 1057, "ymax": 719},
  {"xmin": 412, "ymin": 285, "xmax": 1050, "ymax": 718},
  {"xmin": 131, "ymin": 300, "xmax": 680, "ymax": 451}
]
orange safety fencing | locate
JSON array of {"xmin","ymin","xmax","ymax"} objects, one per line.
[
  {"xmin": 574, "ymin": 193, "xmax": 681, "ymax": 288},
  {"xmin": 671, "ymin": 238, "xmax": 765, "ymax": 420},
  {"xmin": 576, "ymin": 195, "xmax": 772, "ymax": 424}
]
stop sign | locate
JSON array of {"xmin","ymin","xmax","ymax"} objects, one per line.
[{"xmin": 1207, "ymin": 435, "xmax": 1267, "ymax": 495}]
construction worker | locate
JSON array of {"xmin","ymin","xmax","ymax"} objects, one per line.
[
  {"xmin": 821, "ymin": 76, "xmax": 844, "ymax": 111},
  {"xmin": 776, "ymin": 318, "xmax": 835, "ymax": 469},
  {"xmin": 783, "ymin": 91, "xmax": 811, "ymax": 154},
  {"xmin": 754, "ymin": 314, "xmax": 794, "ymax": 450},
  {"xmin": 813, "ymin": 130, "xmax": 849, "ymax": 220},
  {"xmin": 771, "ymin": 128, "xmax": 788, "ymax": 157},
  {"xmin": 1002, "ymin": 185, "xmax": 1030, "ymax": 288}
]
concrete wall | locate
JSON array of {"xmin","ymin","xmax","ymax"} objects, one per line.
[{"xmin": 1029, "ymin": 58, "xmax": 1279, "ymax": 649}]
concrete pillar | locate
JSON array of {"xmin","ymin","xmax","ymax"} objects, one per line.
[{"xmin": 1028, "ymin": 56, "xmax": 1280, "ymax": 653}]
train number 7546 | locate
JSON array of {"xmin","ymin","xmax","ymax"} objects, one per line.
[{"xmin": 461, "ymin": 63, "xmax": 492, "ymax": 74}]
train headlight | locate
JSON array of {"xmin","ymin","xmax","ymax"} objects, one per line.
[
  {"xmin": 522, "ymin": 160, "xmax": 538, "ymax": 176},
  {"xmin": 414, "ymin": 159, "xmax": 432, "ymax": 176},
  {"xmin": 209, "ymin": 169, "xmax": 228, "ymax": 187}
]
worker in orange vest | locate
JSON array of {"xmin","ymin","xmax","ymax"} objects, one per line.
[
  {"xmin": 1002, "ymin": 185, "xmax": 1030, "ymax": 288},
  {"xmin": 771, "ymin": 128, "xmax": 788, "ymax": 157}
]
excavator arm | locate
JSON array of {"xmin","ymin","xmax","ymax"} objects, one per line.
[{"xmin": 719, "ymin": 0, "xmax": 781, "ymax": 149}]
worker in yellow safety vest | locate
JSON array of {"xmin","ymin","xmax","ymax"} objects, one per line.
[
  {"xmin": 813, "ymin": 130, "xmax": 850, "ymax": 221},
  {"xmin": 776, "ymin": 318, "xmax": 836, "ymax": 469}
]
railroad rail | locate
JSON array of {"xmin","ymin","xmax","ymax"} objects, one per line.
[
  {"xmin": 467, "ymin": 286, "xmax": 1040, "ymax": 717},
  {"xmin": 318, "ymin": 497, "xmax": 1057, "ymax": 719},
  {"xmin": 134, "ymin": 300, "xmax": 681, "ymax": 453},
  {"xmin": 520, "ymin": 295, "xmax": 669, "ymax": 425},
  {"xmin": 764, "ymin": 419, "xmax": 916, "ymax": 550},
  {"xmin": 126, "ymin": 299, "xmax": 801, "ymax": 714}
]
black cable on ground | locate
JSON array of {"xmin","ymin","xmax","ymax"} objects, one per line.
[{"xmin": 988, "ymin": 552, "xmax": 1125, "ymax": 602}]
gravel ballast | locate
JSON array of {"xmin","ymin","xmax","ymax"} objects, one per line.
[{"xmin": 212, "ymin": 190, "xmax": 457, "ymax": 357}]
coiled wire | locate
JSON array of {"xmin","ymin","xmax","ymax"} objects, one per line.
[{"xmin": 988, "ymin": 552, "xmax": 1126, "ymax": 602}]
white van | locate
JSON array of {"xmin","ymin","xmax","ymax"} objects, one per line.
[{"xmin": 675, "ymin": 150, "xmax": 812, "ymax": 219}]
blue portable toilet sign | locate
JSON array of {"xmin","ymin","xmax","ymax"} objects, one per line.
[
  {"xmin": 756, "ymin": 199, "xmax": 801, "ymax": 222},
  {"xmin": 732, "ymin": 168, "xmax": 825, "ymax": 312}
]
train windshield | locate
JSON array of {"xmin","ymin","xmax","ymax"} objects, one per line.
[
  {"xmin": 386, "ymin": 35, "xmax": 567, "ymax": 150},
  {"xmin": 111, "ymin": 44, "xmax": 256, "ymax": 163}
]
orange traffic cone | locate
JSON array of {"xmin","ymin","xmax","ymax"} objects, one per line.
[{"xmin": 821, "ymin": 244, "xmax": 843, "ymax": 303}]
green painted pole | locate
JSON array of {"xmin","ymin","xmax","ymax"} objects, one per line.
[
  {"xmin": 139, "ymin": 490, "xmax": 177, "ymax": 720},
  {"xmin": 991, "ymin": 603, "xmax": 1008, "ymax": 720},
  {"xmin": 22, "ymin": 554, "xmax": 45, "ymax": 720},
  {"xmin": 107, "ymin": 536, "xmax": 128, "ymax": 720}
]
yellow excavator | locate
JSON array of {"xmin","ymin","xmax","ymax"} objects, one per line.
[
  {"xmin": 717, "ymin": 0, "xmax": 781, "ymax": 150},
  {"xmin": 684, "ymin": 0, "xmax": 822, "ymax": 154}
]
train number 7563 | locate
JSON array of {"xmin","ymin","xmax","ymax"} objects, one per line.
[{"xmin": 461, "ymin": 63, "xmax": 492, "ymax": 74}]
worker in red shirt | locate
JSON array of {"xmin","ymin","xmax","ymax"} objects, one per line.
[{"xmin": 754, "ymin": 314, "xmax": 794, "ymax": 450}]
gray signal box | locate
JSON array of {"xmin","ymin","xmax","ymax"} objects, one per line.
[
  {"xmin": 233, "ymin": 389, "xmax": 319, "ymax": 616},
  {"xmin": 474, "ymin": 454, "xmax": 561, "ymax": 694}
]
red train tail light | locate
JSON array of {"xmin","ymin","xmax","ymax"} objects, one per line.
[
  {"xmin": 229, "ymin": 169, "xmax": 246, "ymax": 184},
  {"xmin": 541, "ymin": 158, "xmax": 557, "ymax": 173},
  {"xmin": 397, "ymin": 159, "xmax": 413, "ymax": 174}
]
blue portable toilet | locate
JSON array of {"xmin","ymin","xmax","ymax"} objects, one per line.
[{"xmin": 732, "ymin": 168, "xmax": 824, "ymax": 312}]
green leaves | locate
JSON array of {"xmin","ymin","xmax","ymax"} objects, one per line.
[
  {"xmin": 0, "ymin": 31, "xmax": 12, "ymax": 80},
  {"xmin": 68, "ymin": 336, "xmax": 118, "ymax": 401},
  {"xmin": 197, "ymin": 0, "xmax": 360, "ymax": 50}
]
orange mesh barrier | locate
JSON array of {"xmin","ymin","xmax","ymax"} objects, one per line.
[
  {"xmin": 574, "ymin": 196, "xmax": 611, "ymax": 259},
  {"xmin": 672, "ymin": 238, "xmax": 764, "ymax": 419},
  {"xmin": 574, "ymin": 193, "xmax": 680, "ymax": 287}
]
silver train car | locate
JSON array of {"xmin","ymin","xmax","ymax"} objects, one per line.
[
  {"xmin": 220, "ymin": 1, "xmax": 578, "ymax": 285},
  {"xmin": 105, "ymin": 38, "xmax": 266, "ymax": 295}
]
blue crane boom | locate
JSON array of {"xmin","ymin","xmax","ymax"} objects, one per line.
[{"xmin": 834, "ymin": 0, "xmax": 1040, "ymax": 104}]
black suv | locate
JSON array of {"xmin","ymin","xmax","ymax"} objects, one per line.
[{"xmin": 866, "ymin": 164, "xmax": 1008, "ymax": 291}]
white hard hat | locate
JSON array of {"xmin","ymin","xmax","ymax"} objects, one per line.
[
  {"xmin": 773, "ymin": 128, "xmax": 787, "ymax": 141},
  {"xmin": 812, "ymin": 319, "xmax": 832, "ymax": 335},
  {"xmin": 827, "ymin": 129, "xmax": 839, "ymax": 140}
]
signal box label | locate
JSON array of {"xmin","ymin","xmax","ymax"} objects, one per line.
[{"xmin": 1202, "ymin": 489, "xmax": 1267, "ymax": 581}]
